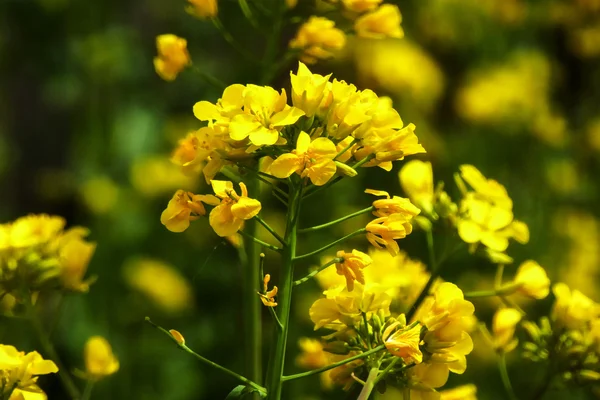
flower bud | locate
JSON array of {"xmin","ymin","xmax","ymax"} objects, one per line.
[
  {"xmin": 169, "ymin": 329, "xmax": 186, "ymax": 346},
  {"xmin": 334, "ymin": 161, "xmax": 358, "ymax": 177}
]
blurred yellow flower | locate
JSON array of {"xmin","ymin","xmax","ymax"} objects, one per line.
[
  {"xmin": 290, "ymin": 62, "xmax": 332, "ymax": 118},
  {"xmin": 84, "ymin": 336, "xmax": 119, "ymax": 381},
  {"xmin": 269, "ymin": 131, "xmax": 337, "ymax": 186},
  {"xmin": 383, "ymin": 321, "xmax": 423, "ymax": 364},
  {"xmin": 552, "ymin": 283, "xmax": 600, "ymax": 330},
  {"xmin": 342, "ymin": 0, "xmax": 382, "ymax": 13},
  {"xmin": 79, "ymin": 176, "xmax": 119, "ymax": 214},
  {"xmin": 153, "ymin": 34, "xmax": 191, "ymax": 81},
  {"xmin": 399, "ymin": 160, "xmax": 435, "ymax": 216},
  {"xmin": 8, "ymin": 214, "xmax": 65, "ymax": 249},
  {"xmin": 289, "ymin": 17, "xmax": 347, "ymax": 64},
  {"xmin": 366, "ymin": 189, "xmax": 421, "ymax": 218},
  {"xmin": 130, "ymin": 156, "xmax": 198, "ymax": 197},
  {"xmin": 513, "ymin": 260, "xmax": 550, "ymax": 299},
  {"xmin": 229, "ymin": 85, "xmax": 305, "ymax": 146},
  {"xmin": 208, "ymin": 181, "xmax": 261, "ymax": 237},
  {"xmin": 58, "ymin": 227, "xmax": 97, "ymax": 292},
  {"xmin": 186, "ymin": 0, "xmax": 217, "ymax": 18},
  {"xmin": 366, "ymin": 213, "xmax": 414, "ymax": 256},
  {"xmin": 334, "ymin": 249, "xmax": 371, "ymax": 292},
  {"xmin": 440, "ymin": 384, "xmax": 478, "ymax": 400},
  {"xmin": 354, "ymin": 5, "xmax": 404, "ymax": 39},
  {"xmin": 160, "ymin": 190, "xmax": 213, "ymax": 233},
  {"xmin": 492, "ymin": 308, "xmax": 522, "ymax": 352},
  {"xmin": 0, "ymin": 344, "xmax": 58, "ymax": 400},
  {"xmin": 123, "ymin": 257, "xmax": 193, "ymax": 314},
  {"xmin": 295, "ymin": 338, "xmax": 333, "ymax": 388}
]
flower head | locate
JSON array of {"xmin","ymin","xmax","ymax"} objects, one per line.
[
  {"xmin": 208, "ymin": 181, "xmax": 261, "ymax": 237},
  {"xmin": 186, "ymin": 0, "xmax": 217, "ymax": 18},
  {"xmin": 84, "ymin": 336, "xmax": 119, "ymax": 381},
  {"xmin": 0, "ymin": 344, "xmax": 58, "ymax": 400},
  {"xmin": 366, "ymin": 189, "xmax": 421, "ymax": 218},
  {"xmin": 552, "ymin": 283, "xmax": 600, "ymax": 330},
  {"xmin": 492, "ymin": 308, "xmax": 522, "ymax": 352},
  {"xmin": 290, "ymin": 17, "xmax": 347, "ymax": 64},
  {"xmin": 154, "ymin": 34, "xmax": 191, "ymax": 81},
  {"xmin": 342, "ymin": 0, "xmax": 382, "ymax": 13},
  {"xmin": 269, "ymin": 131, "xmax": 338, "ymax": 185},
  {"xmin": 366, "ymin": 213, "xmax": 415, "ymax": 256},
  {"xmin": 57, "ymin": 227, "xmax": 96, "ymax": 292},
  {"xmin": 513, "ymin": 260, "xmax": 550, "ymax": 299},
  {"xmin": 290, "ymin": 62, "xmax": 332, "ymax": 117},
  {"xmin": 258, "ymin": 274, "xmax": 278, "ymax": 307},
  {"xmin": 354, "ymin": 5, "xmax": 404, "ymax": 39},
  {"xmin": 160, "ymin": 190, "xmax": 214, "ymax": 233},
  {"xmin": 399, "ymin": 160, "xmax": 435, "ymax": 215},
  {"xmin": 334, "ymin": 250, "xmax": 372, "ymax": 292},
  {"xmin": 383, "ymin": 321, "xmax": 424, "ymax": 364}
]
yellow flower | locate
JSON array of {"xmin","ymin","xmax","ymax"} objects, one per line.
[
  {"xmin": 160, "ymin": 190, "xmax": 214, "ymax": 233},
  {"xmin": 193, "ymin": 84, "xmax": 246, "ymax": 129},
  {"xmin": 153, "ymin": 34, "xmax": 190, "ymax": 81},
  {"xmin": 295, "ymin": 338, "xmax": 333, "ymax": 388},
  {"xmin": 258, "ymin": 274, "xmax": 278, "ymax": 307},
  {"xmin": 342, "ymin": 0, "xmax": 382, "ymax": 13},
  {"xmin": 309, "ymin": 282, "xmax": 391, "ymax": 330},
  {"xmin": 208, "ymin": 181, "xmax": 261, "ymax": 237},
  {"xmin": 186, "ymin": 0, "xmax": 217, "ymax": 18},
  {"xmin": 366, "ymin": 189, "xmax": 421, "ymax": 218},
  {"xmin": 170, "ymin": 128, "xmax": 220, "ymax": 175},
  {"xmin": 334, "ymin": 249, "xmax": 371, "ymax": 292},
  {"xmin": 439, "ymin": 384, "xmax": 478, "ymax": 400},
  {"xmin": 552, "ymin": 283, "xmax": 600, "ymax": 330},
  {"xmin": 513, "ymin": 260, "xmax": 550, "ymax": 299},
  {"xmin": 456, "ymin": 165, "xmax": 529, "ymax": 252},
  {"xmin": 290, "ymin": 62, "xmax": 332, "ymax": 117},
  {"xmin": 123, "ymin": 257, "xmax": 193, "ymax": 314},
  {"xmin": 492, "ymin": 308, "xmax": 522, "ymax": 352},
  {"xmin": 366, "ymin": 213, "xmax": 414, "ymax": 256},
  {"xmin": 57, "ymin": 227, "xmax": 96, "ymax": 292},
  {"xmin": 354, "ymin": 5, "xmax": 404, "ymax": 39},
  {"xmin": 0, "ymin": 344, "xmax": 58, "ymax": 400},
  {"xmin": 84, "ymin": 336, "xmax": 119, "ymax": 380},
  {"xmin": 383, "ymin": 321, "xmax": 424, "ymax": 364},
  {"xmin": 228, "ymin": 85, "xmax": 305, "ymax": 146},
  {"xmin": 269, "ymin": 131, "xmax": 337, "ymax": 185},
  {"xmin": 413, "ymin": 283, "xmax": 474, "ymax": 375},
  {"xmin": 79, "ymin": 176, "xmax": 119, "ymax": 215},
  {"xmin": 399, "ymin": 160, "xmax": 435, "ymax": 216},
  {"xmin": 289, "ymin": 17, "xmax": 347, "ymax": 64},
  {"xmin": 407, "ymin": 362, "xmax": 452, "ymax": 397},
  {"xmin": 8, "ymin": 214, "xmax": 65, "ymax": 249}
]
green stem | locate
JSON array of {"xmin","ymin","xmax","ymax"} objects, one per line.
[
  {"xmin": 282, "ymin": 345, "xmax": 386, "ymax": 382},
  {"xmin": 145, "ymin": 318, "xmax": 266, "ymax": 394},
  {"xmin": 498, "ymin": 352, "xmax": 519, "ymax": 400},
  {"xmin": 25, "ymin": 294, "xmax": 81, "ymax": 400},
  {"xmin": 334, "ymin": 138, "xmax": 357, "ymax": 161},
  {"xmin": 294, "ymin": 229, "xmax": 366, "ymax": 261},
  {"xmin": 81, "ymin": 381, "xmax": 94, "ymax": 400},
  {"xmin": 293, "ymin": 257, "xmax": 342, "ymax": 286},
  {"xmin": 268, "ymin": 306, "xmax": 283, "ymax": 330},
  {"xmin": 464, "ymin": 282, "xmax": 522, "ymax": 299},
  {"xmin": 238, "ymin": 0, "xmax": 262, "ymax": 31},
  {"xmin": 255, "ymin": 215, "xmax": 286, "ymax": 245},
  {"xmin": 406, "ymin": 230, "xmax": 437, "ymax": 321},
  {"xmin": 264, "ymin": 184, "xmax": 302, "ymax": 400},
  {"xmin": 239, "ymin": 230, "xmax": 282, "ymax": 252},
  {"xmin": 298, "ymin": 207, "xmax": 374, "ymax": 233},
  {"xmin": 211, "ymin": 17, "xmax": 256, "ymax": 61},
  {"xmin": 357, "ymin": 366, "xmax": 380, "ymax": 400},
  {"xmin": 303, "ymin": 155, "xmax": 374, "ymax": 200}
]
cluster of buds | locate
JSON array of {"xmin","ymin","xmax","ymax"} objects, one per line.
[{"xmin": 0, "ymin": 214, "xmax": 96, "ymax": 298}]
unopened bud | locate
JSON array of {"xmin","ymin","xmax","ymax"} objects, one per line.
[
  {"xmin": 324, "ymin": 341, "xmax": 350, "ymax": 355},
  {"xmin": 334, "ymin": 161, "xmax": 357, "ymax": 177},
  {"xmin": 521, "ymin": 321, "xmax": 541, "ymax": 341},
  {"xmin": 169, "ymin": 329, "xmax": 185, "ymax": 345},
  {"xmin": 375, "ymin": 150, "xmax": 404, "ymax": 162}
]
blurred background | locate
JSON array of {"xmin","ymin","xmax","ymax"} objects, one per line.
[{"xmin": 1, "ymin": 0, "xmax": 599, "ymax": 399}]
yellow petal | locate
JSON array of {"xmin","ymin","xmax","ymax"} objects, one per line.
[
  {"xmin": 229, "ymin": 114, "xmax": 261, "ymax": 141},
  {"xmin": 249, "ymin": 126, "xmax": 279, "ymax": 146},
  {"xmin": 209, "ymin": 204, "xmax": 243, "ymax": 237},
  {"xmin": 365, "ymin": 189, "xmax": 390, "ymax": 198},
  {"xmin": 269, "ymin": 154, "xmax": 301, "ymax": 178},
  {"xmin": 296, "ymin": 131, "xmax": 311, "ymax": 154},
  {"xmin": 309, "ymin": 137, "xmax": 337, "ymax": 158},
  {"xmin": 210, "ymin": 180, "xmax": 234, "ymax": 199},
  {"xmin": 270, "ymin": 106, "xmax": 305, "ymax": 127},
  {"xmin": 231, "ymin": 197, "xmax": 262, "ymax": 220},
  {"xmin": 307, "ymin": 160, "xmax": 337, "ymax": 186},
  {"xmin": 193, "ymin": 101, "xmax": 220, "ymax": 121}
]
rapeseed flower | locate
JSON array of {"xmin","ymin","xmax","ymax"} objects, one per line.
[
  {"xmin": 269, "ymin": 131, "xmax": 337, "ymax": 185},
  {"xmin": 160, "ymin": 190, "xmax": 212, "ymax": 233},
  {"xmin": 84, "ymin": 336, "xmax": 119, "ymax": 381},
  {"xmin": 290, "ymin": 62, "xmax": 332, "ymax": 117},
  {"xmin": 258, "ymin": 274, "xmax": 278, "ymax": 307},
  {"xmin": 207, "ymin": 180, "xmax": 261, "ymax": 237},
  {"xmin": 492, "ymin": 308, "xmax": 522, "ymax": 352},
  {"xmin": 186, "ymin": 0, "xmax": 217, "ymax": 18},
  {"xmin": 289, "ymin": 17, "xmax": 346, "ymax": 64},
  {"xmin": 383, "ymin": 321, "xmax": 424, "ymax": 364},
  {"xmin": 0, "ymin": 344, "xmax": 58, "ymax": 400},
  {"xmin": 439, "ymin": 384, "xmax": 478, "ymax": 400},
  {"xmin": 366, "ymin": 213, "xmax": 414, "ymax": 256},
  {"xmin": 513, "ymin": 260, "xmax": 550, "ymax": 299},
  {"xmin": 334, "ymin": 249, "xmax": 371, "ymax": 291},
  {"xmin": 154, "ymin": 34, "xmax": 190, "ymax": 81},
  {"xmin": 366, "ymin": 189, "xmax": 421, "ymax": 218},
  {"xmin": 399, "ymin": 160, "xmax": 435, "ymax": 216},
  {"xmin": 552, "ymin": 283, "xmax": 600, "ymax": 330},
  {"xmin": 354, "ymin": 5, "xmax": 404, "ymax": 39},
  {"xmin": 57, "ymin": 227, "xmax": 96, "ymax": 292},
  {"xmin": 342, "ymin": 0, "xmax": 382, "ymax": 13}
]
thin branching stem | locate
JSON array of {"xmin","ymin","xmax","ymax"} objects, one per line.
[{"xmin": 293, "ymin": 229, "xmax": 366, "ymax": 261}]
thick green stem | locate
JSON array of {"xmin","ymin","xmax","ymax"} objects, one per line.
[
  {"xmin": 265, "ymin": 185, "xmax": 301, "ymax": 400},
  {"xmin": 282, "ymin": 345, "xmax": 386, "ymax": 382},
  {"xmin": 357, "ymin": 366, "xmax": 380, "ymax": 400},
  {"xmin": 26, "ymin": 295, "xmax": 81, "ymax": 400},
  {"xmin": 298, "ymin": 207, "xmax": 373, "ymax": 233},
  {"xmin": 146, "ymin": 318, "xmax": 265, "ymax": 394}
]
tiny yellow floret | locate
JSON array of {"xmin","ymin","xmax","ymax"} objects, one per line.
[
  {"xmin": 84, "ymin": 336, "xmax": 119, "ymax": 381},
  {"xmin": 154, "ymin": 34, "xmax": 191, "ymax": 81},
  {"xmin": 354, "ymin": 5, "xmax": 404, "ymax": 39},
  {"xmin": 289, "ymin": 17, "xmax": 347, "ymax": 64}
]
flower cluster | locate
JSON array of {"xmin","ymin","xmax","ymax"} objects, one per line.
[
  {"xmin": 289, "ymin": 2, "xmax": 404, "ymax": 64},
  {"xmin": 0, "ymin": 344, "xmax": 58, "ymax": 400},
  {"xmin": 0, "ymin": 214, "xmax": 96, "ymax": 295}
]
